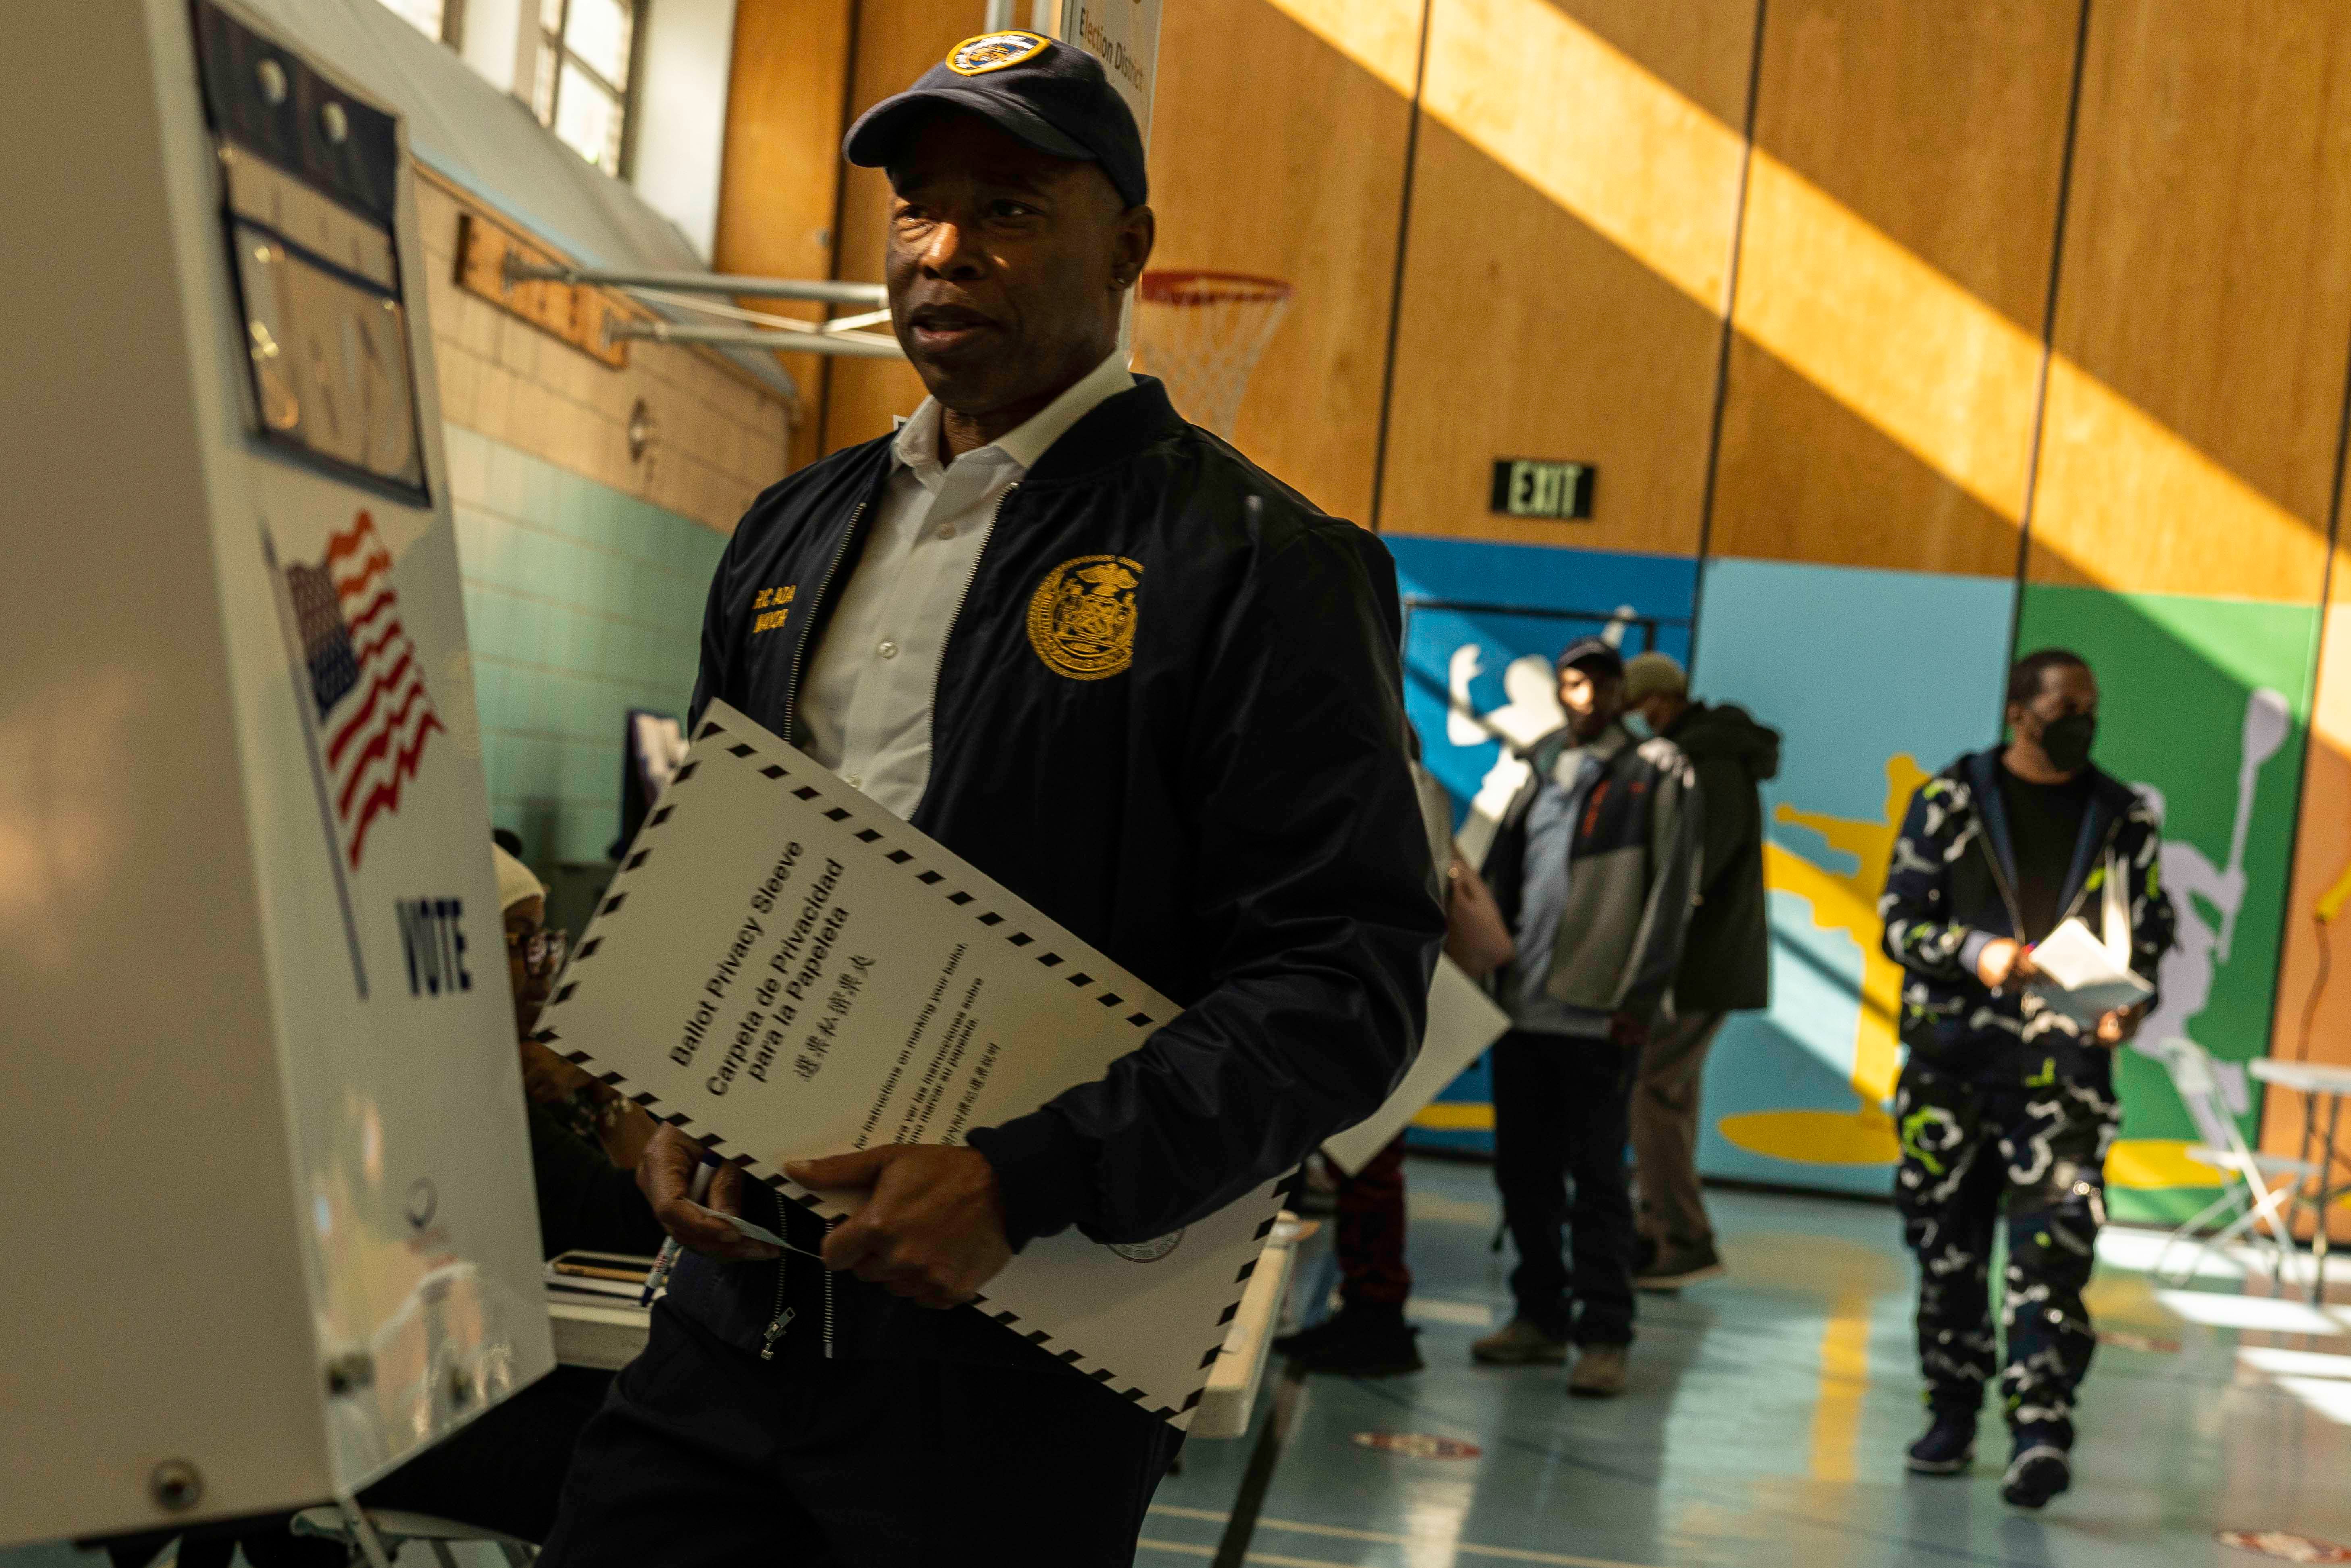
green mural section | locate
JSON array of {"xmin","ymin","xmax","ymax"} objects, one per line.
[{"xmin": 2013, "ymin": 586, "xmax": 2320, "ymax": 1223}]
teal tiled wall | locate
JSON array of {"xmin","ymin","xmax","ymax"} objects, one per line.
[{"xmin": 444, "ymin": 426, "xmax": 726, "ymax": 866}]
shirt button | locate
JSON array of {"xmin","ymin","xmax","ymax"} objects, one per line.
[
  {"xmin": 844, "ymin": 773, "xmax": 862, "ymax": 789},
  {"xmin": 878, "ymin": 639, "xmax": 899, "ymax": 659},
  {"xmin": 938, "ymin": 523, "xmax": 957, "ymax": 539}
]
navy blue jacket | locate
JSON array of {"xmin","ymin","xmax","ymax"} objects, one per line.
[
  {"xmin": 1880, "ymin": 748, "xmax": 2176, "ymax": 1087},
  {"xmin": 667, "ymin": 376, "xmax": 1443, "ymax": 1368}
]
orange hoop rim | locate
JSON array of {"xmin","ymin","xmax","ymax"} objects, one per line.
[{"xmin": 1138, "ymin": 270, "xmax": 1295, "ymax": 307}]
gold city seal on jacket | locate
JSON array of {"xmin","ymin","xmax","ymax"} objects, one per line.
[{"xmin": 1027, "ymin": 555, "xmax": 1144, "ymax": 680}]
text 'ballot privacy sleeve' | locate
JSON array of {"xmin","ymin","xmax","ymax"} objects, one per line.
[{"xmin": 530, "ymin": 702, "xmax": 1283, "ymax": 1424}]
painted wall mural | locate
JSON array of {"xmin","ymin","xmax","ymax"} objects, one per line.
[
  {"xmin": 1687, "ymin": 557, "xmax": 2016, "ymax": 1196},
  {"xmin": 1387, "ymin": 534, "xmax": 1699, "ymax": 1154}
]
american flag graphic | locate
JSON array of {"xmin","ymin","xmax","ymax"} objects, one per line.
[{"xmin": 284, "ymin": 511, "xmax": 444, "ymax": 870}]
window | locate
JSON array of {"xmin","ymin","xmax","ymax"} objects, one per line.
[
  {"xmin": 533, "ymin": 0, "xmax": 640, "ymax": 177},
  {"xmin": 374, "ymin": 0, "xmax": 453, "ymax": 43}
]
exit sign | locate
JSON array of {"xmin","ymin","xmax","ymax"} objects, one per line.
[{"xmin": 1491, "ymin": 459, "xmax": 1596, "ymax": 521}]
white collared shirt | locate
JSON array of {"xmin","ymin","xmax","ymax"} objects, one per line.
[{"xmin": 799, "ymin": 349, "xmax": 1135, "ymax": 818}]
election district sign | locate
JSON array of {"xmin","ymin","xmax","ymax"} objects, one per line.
[
  {"xmin": 533, "ymin": 703, "xmax": 1282, "ymax": 1425},
  {"xmin": 1061, "ymin": 0, "xmax": 1162, "ymax": 142}
]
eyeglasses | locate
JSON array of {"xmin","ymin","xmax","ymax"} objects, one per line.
[{"xmin": 508, "ymin": 927, "xmax": 569, "ymax": 978}]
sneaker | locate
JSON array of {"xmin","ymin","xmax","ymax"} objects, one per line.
[
  {"xmin": 1567, "ymin": 1342, "xmax": 1629, "ymax": 1398},
  {"xmin": 1635, "ymin": 1240, "xmax": 1725, "ymax": 1293},
  {"xmin": 1471, "ymin": 1318, "xmax": 1570, "ymax": 1366},
  {"xmin": 1905, "ymin": 1410, "xmax": 1977, "ymax": 1475},
  {"xmin": 1272, "ymin": 1309, "xmax": 1424, "ymax": 1377},
  {"xmin": 2001, "ymin": 1444, "xmax": 2071, "ymax": 1510}
]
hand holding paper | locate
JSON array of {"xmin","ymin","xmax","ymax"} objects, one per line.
[
  {"xmin": 2019, "ymin": 918, "xmax": 2154, "ymax": 1032},
  {"xmin": 789, "ymin": 1146, "xmax": 1011, "ymax": 1309}
]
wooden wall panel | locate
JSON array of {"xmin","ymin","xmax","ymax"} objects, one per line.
[
  {"xmin": 1376, "ymin": 0, "xmax": 1758, "ymax": 550},
  {"xmin": 2264, "ymin": 480, "xmax": 2351, "ymax": 1209},
  {"xmin": 2026, "ymin": 0, "xmax": 2351, "ymax": 602},
  {"xmin": 820, "ymin": 0, "xmax": 982, "ymax": 453},
  {"xmin": 1141, "ymin": 0, "xmax": 1418, "ymax": 522},
  {"xmin": 712, "ymin": 0, "xmax": 856, "ymax": 473},
  {"xmin": 1708, "ymin": 0, "xmax": 2078, "ymax": 574}
]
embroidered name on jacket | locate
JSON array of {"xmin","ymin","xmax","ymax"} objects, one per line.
[
  {"xmin": 752, "ymin": 584, "xmax": 796, "ymax": 634},
  {"xmin": 1027, "ymin": 555, "xmax": 1143, "ymax": 680}
]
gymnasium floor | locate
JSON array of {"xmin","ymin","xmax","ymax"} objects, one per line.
[
  {"xmin": 1149, "ymin": 1157, "xmax": 2351, "ymax": 1568},
  {"xmin": 12, "ymin": 1157, "xmax": 2349, "ymax": 1567}
]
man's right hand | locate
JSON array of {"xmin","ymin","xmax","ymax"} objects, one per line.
[
  {"xmin": 637, "ymin": 1124, "xmax": 781, "ymax": 1262},
  {"xmin": 1975, "ymin": 937, "xmax": 2041, "ymax": 991}
]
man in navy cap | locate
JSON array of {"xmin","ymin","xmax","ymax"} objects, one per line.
[
  {"xmin": 537, "ymin": 31, "xmax": 1441, "ymax": 1567},
  {"xmin": 1468, "ymin": 636, "xmax": 1702, "ymax": 1397}
]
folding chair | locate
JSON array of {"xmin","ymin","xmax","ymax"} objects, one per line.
[
  {"xmin": 289, "ymin": 1504, "xmax": 535, "ymax": 1567},
  {"xmin": 2148, "ymin": 1036, "xmax": 2314, "ymax": 1289}
]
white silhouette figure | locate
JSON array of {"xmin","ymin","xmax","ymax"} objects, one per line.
[
  {"xmin": 1441, "ymin": 606, "xmax": 1636, "ymax": 865},
  {"xmin": 2128, "ymin": 687, "xmax": 2291, "ymax": 1133}
]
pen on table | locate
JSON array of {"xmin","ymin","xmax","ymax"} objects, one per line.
[{"xmin": 641, "ymin": 1153, "xmax": 721, "ymax": 1306}]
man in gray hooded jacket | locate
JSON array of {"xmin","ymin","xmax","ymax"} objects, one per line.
[{"xmin": 1469, "ymin": 636, "xmax": 1703, "ymax": 1396}]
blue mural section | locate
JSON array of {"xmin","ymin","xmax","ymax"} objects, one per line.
[
  {"xmin": 1385, "ymin": 534, "xmax": 1701, "ymax": 1153},
  {"xmin": 1688, "ymin": 557, "xmax": 2014, "ymax": 1195}
]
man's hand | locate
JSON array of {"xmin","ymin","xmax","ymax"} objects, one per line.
[
  {"xmin": 636, "ymin": 1124, "xmax": 780, "ymax": 1262},
  {"xmin": 2094, "ymin": 1002, "xmax": 2147, "ymax": 1047},
  {"xmin": 786, "ymin": 1145, "xmax": 1011, "ymax": 1310},
  {"xmin": 1976, "ymin": 937, "xmax": 2041, "ymax": 991}
]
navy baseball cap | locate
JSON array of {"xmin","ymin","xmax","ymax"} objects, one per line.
[
  {"xmin": 1555, "ymin": 636, "xmax": 1625, "ymax": 678},
  {"xmin": 843, "ymin": 31, "xmax": 1149, "ymax": 209}
]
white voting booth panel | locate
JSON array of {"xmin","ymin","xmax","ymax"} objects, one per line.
[{"xmin": 2, "ymin": 0, "xmax": 549, "ymax": 1545}]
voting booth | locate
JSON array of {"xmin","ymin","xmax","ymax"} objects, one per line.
[{"xmin": 2, "ymin": 0, "xmax": 549, "ymax": 1545}]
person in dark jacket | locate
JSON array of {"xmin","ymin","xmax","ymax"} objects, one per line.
[
  {"xmin": 1620, "ymin": 651, "xmax": 1780, "ymax": 1290},
  {"xmin": 537, "ymin": 35, "xmax": 1441, "ymax": 1568},
  {"xmin": 1470, "ymin": 637, "xmax": 1702, "ymax": 1398},
  {"xmin": 1880, "ymin": 649, "xmax": 2174, "ymax": 1511}
]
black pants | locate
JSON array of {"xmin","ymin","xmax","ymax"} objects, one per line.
[
  {"xmin": 540, "ymin": 1305, "xmax": 1183, "ymax": 1567},
  {"xmin": 1491, "ymin": 1028, "xmax": 1640, "ymax": 1345},
  {"xmin": 1894, "ymin": 1061, "xmax": 2119, "ymax": 1448}
]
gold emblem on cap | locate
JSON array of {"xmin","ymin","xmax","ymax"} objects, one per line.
[
  {"xmin": 948, "ymin": 30, "xmax": 1050, "ymax": 75},
  {"xmin": 1027, "ymin": 555, "xmax": 1143, "ymax": 681}
]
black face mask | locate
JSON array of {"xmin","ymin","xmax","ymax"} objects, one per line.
[{"xmin": 2038, "ymin": 712, "xmax": 2096, "ymax": 773}]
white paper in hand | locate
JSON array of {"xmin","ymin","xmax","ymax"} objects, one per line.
[
  {"xmin": 533, "ymin": 703, "xmax": 1282, "ymax": 1426},
  {"xmin": 1323, "ymin": 957, "xmax": 1508, "ymax": 1175},
  {"xmin": 2028, "ymin": 918, "xmax": 2152, "ymax": 1026}
]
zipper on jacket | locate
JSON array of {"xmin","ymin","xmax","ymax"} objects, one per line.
[
  {"xmin": 777, "ymin": 500, "xmax": 867, "ymax": 744},
  {"xmin": 759, "ymin": 1185, "xmax": 793, "ymax": 1360},
  {"xmin": 923, "ymin": 482, "xmax": 1017, "ymax": 739},
  {"xmin": 821, "ymin": 1219, "xmax": 837, "ymax": 1360}
]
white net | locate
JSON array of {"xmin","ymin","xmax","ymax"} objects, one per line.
[{"xmin": 1132, "ymin": 271, "xmax": 1295, "ymax": 440}]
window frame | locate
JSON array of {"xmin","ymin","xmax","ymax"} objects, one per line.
[{"xmin": 534, "ymin": 0, "xmax": 646, "ymax": 179}]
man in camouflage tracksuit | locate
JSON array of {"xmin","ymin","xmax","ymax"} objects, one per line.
[{"xmin": 1879, "ymin": 650, "xmax": 2175, "ymax": 1510}]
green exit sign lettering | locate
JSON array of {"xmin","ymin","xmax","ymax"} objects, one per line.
[{"xmin": 1490, "ymin": 458, "xmax": 1595, "ymax": 521}]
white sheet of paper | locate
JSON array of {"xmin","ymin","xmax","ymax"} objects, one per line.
[
  {"xmin": 2028, "ymin": 918, "xmax": 2153, "ymax": 1025},
  {"xmin": 1322, "ymin": 957, "xmax": 1509, "ymax": 1175},
  {"xmin": 533, "ymin": 702, "xmax": 1281, "ymax": 1426}
]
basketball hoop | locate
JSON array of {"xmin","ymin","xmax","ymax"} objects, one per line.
[{"xmin": 1132, "ymin": 271, "xmax": 1294, "ymax": 440}]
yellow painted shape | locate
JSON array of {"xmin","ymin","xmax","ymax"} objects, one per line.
[
  {"xmin": 2106, "ymin": 1138, "xmax": 2224, "ymax": 1191},
  {"xmin": 1807, "ymin": 1292, "xmax": 1871, "ymax": 1483},
  {"xmin": 1261, "ymin": 0, "xmax": 2324, "ymax": 600},
  {"xmin": 1717, "ymin": 1109, "xmax": 1900, "ymax": 1166},
  {"xmin": 1412, "ymin": 1101, "xmax": 1495, "ymax": 1132}
]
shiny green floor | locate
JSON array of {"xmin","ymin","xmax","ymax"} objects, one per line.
[
  {"xmin": 1149, "ymin": 1158, "xmax": 2351, "ymax": 1568},
  {"xmin": 12, "ymin": 1160, "xmax": 2349, "ymax": 1566}
]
